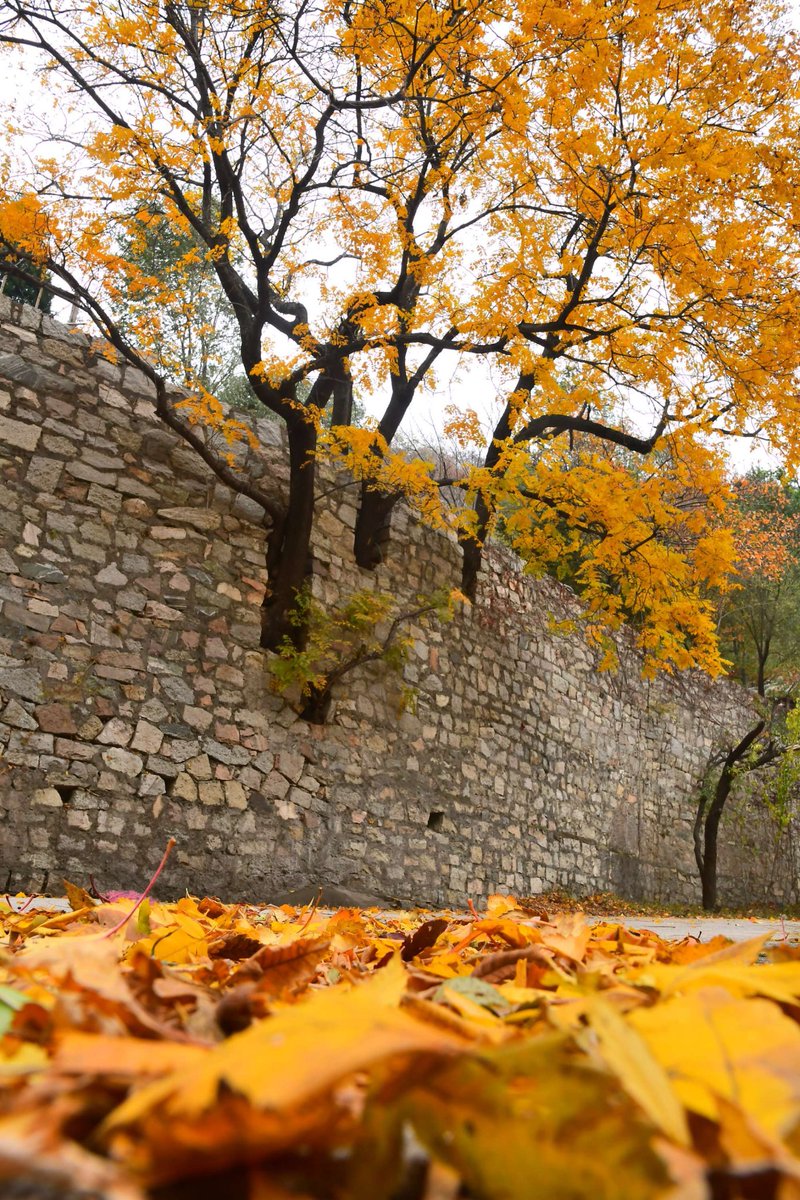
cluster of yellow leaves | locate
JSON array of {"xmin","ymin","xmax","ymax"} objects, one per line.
[
  {"xmin": 0, "ymin": 192, "xmax": 51, "ymax": 266},
  {"xmin": 3, "ymin": 889, "xmax": 800, "ymax": 1198},
  {"xmin": 321, "ymin": 426, "xmax": 449, "ymax": 532},
  {"xmin": 473, "ymin": 431, "xmax": 736, "ymax": 675}
]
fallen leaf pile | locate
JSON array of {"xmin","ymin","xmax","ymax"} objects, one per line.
[{"xmin": 2, "ymin": 886, "xmax": 800, "ymax": 1199}]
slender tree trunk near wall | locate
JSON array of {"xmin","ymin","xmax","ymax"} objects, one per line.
[
  {"xmin": 260, "ymin": 420, "xmax": 318, "ymax": 651},
  {"xmin": 694, "ymin": 720, "xmax": 767, "ymax": 911}
]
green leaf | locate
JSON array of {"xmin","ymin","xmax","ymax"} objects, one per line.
[
  {"xmin": 434, "ymin": 976, "xmax": 509, "ymax": 1012},
  {"xmin": 0, "ymin": 984, "xmax": 31, "ymax": 1036}
]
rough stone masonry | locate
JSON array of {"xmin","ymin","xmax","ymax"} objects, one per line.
[{"xmin": 0, "ymin": 293, "xmax": 796, "ymax": 907}]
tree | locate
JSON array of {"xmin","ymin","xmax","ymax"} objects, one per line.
[
  {"xmin": 718, "ymin": 473, "xmax": 800, "ymax": 696},
  {"xmin": 694, "ymin": 697, "xmax": 800, "ymax": 911},
  {"xmin": 115, "ymin": 202, "xmax": 260, "ymax": 410},
  {"xmin": 497, "ymin": 434, "xmax": 734, "ymax": 673},
  {"xmin": 0, "ymin": 243, "xmax": 52, "ymax": 312},
  {"xmin": 1, "ymin": 0, "xmax": 799, "ymax": 674}
]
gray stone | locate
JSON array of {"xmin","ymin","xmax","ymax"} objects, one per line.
[
  {"xmin": 25, "ymin": 457, "xmax": 63, "ymax": 491},
  {"xmin": 0, "ymin": 415, "xmax": 40, "ymax": 452},
  {"xmin": 0, "ymin": 353, "xmax": 76, "ymax": 394},
  {"xmin": 146, "ymin": 756, "xmax": 180, "ymax": 779},
  {"xmin": 101, "ymin": 747, "xmax": 144, "ymax": 775},
  {"xmin": 0, "ymin": 668, "xmax": 43, "ymax": 702},
  {"xmin": 140, "ymin": 697, "xmax": 169, "ymax": 723},
  {"xmin": 159, "ymin": 676, "xmax": 195, "ymax": 704},
  {"xmin": 2, "ymin": 698, "xmax": 37, "ymax": 730},
  {"xmin": 95, "ymin": 563, "xmax": 128, "ymax": 587},
  {"xmin": 65, "ymin": 461, "xmax": 117, "ymax": 486},
  {"xmin": 138, "ymin": 772, "xmax": 166, "ymax": 797},
  {"xmin": 19, "ymin": 561, "xmax": 67, "ymax": 584},
  {"xmin": 204, "ymin": 738, "xmax": 251, "ymax": 766},
  {"xmin": 97, "ymin": 718, "xmax": 134, "ymax": 747}
]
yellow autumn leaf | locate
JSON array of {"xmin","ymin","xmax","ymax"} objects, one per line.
[
  {"xmin": 629, "ymin": 987, "xmax": 800, "ymax": 1136},
  {"xmin": 583, "ymin": 997, "xmax": 690, "ymax": 1146}
]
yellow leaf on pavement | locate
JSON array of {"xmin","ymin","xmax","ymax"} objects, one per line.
[
  {"xmin": 101, "ymin": 957, "xmax": 468, "ymax": 1179},
  {"xmin": 583, "ymin": 997, "xmax": 690, "ymax": 1146},
  {"xmin": 630, "ymin": 986, "xmax": 800, "ymax": 1136},
  {"xmin": 55, "ymin": 1032, "xmax": 209, "ymax": 1077}
]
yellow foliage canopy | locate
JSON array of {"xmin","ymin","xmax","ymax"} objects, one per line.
[{"xmin": 1, "ymin": 0, "xmax": 799, "ymax": 668}]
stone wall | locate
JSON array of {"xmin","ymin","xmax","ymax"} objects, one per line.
[{"xmin": 0, "ymin": 295, "xmax": 796, "ymax": 907}]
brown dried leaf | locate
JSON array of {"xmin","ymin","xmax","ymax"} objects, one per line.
[
  {"xmin": 401, "ymin": 918, "xmax": 450, "ymax": 962},
  {"xmin": 246, "ymin": 936, "xmax": 331, "ymax": 998}
]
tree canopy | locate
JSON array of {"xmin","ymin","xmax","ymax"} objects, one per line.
[
  {"xmin": 1, "ymin": 0, "xmax": 799, "ymax": 675},
  {"xmin": 718, "ymin": 473, "xmax": 800, "ymax": 695}
]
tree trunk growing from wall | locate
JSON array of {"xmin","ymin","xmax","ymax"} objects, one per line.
[{"xmin": 693, "ymin": 719, "xmax": 783, "ymax": 911}]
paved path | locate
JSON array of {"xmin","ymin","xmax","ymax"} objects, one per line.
[
  {"xmin": 4, "ymin": 897, "xmax": 799, "ymax": 946},
  {"xmin": 590, "ymin": 915, "xmax": 800, "ymax": 946}
]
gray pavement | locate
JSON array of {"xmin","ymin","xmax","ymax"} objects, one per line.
[
  {"xmin": 3, "ymin": 896, "xmax": 799, "ymax": 946},
  {"xmin": 590, "ymin": 914, "xmax": 800, "ymax": 946}
]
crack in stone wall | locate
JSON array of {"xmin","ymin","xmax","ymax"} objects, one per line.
[{"xmin": 0, "ymin": 294, "xmax": 796, "ymax": 906}]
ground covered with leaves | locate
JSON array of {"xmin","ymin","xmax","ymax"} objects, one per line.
[{"xmin": 2, "ymin": 883, "xmax": 800, "ymax": 1200}]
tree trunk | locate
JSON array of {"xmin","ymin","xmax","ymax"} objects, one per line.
[
  {"xmin": 260, "ymin": 419, "xmax": 317, "ymax": 650},
  {"xmin": 701, "ymin": 806, "xmax": 721, "ymax": 912},
  {"xmin": 757, "ymin": 638, "xmax": 771, "ymax": 696},
  {"xmin": 353, "ymin": 485, "xmax": 398, "ymax": 569},
  {"xmin": 299, "ymin": 681, "xmax": 333, "ymax": 725},
  {"xmin": 459, "ymin": 493, "xmax": 492, "ymax": 601},
  {"xmin": 696, "ymin": 720, "xmax": 767, "ymax": 911}
]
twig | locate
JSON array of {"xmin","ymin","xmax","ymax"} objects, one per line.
[
  {"xmin": 298, "ymin": 888, "xmax": 323, "ymax": 932},
  {"xmin": 102, "ymin": 838, "xmax": 176, "ymax": 939}
]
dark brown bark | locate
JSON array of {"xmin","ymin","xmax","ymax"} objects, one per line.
[
  {"xmin": 260, "ymin": 419, "xmax": 317, "ymax": 651},
  {"xmin": 694, "ymin": 720, "xmax": 767, "ymax": 911},
  {"xmin": 459, "ymin": 492, "xmax": 492, "ymax": 601},
  {"xmin": 353, "ymin": 485, "xmax": 398, "ymax": 568}
]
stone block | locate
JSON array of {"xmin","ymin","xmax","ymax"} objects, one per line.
[
  {"xmin": 198, "ymin": 780, "xmax": 224, "ymax": 806},
  {"xmin": 97, "ymin": 718, "xmax": 134, "ymax": 747},
  {"xmin": 101, "ymin": 747, "xmax": 144, "ymax": 775},
  {"xmin": 224, "ymin": 781, "xmax": 248, "ymax": 809},
  {"xmin": 276, "ymin": 750, "xmax": 305, "ymax": 783},
  {"xmin": 186, "ymin": 753, "xmax": 212, "ymax": 780},
  {"xmin": 95, "ymin": 563, "xmax": 128, "ymax": 587},
  {"xmin": 131, "ymin": 720, "xmax": 164, "ymax": 754},
  {"xmin": 259, "ymin": 771, "xmax": 291, "ymax": 800},
  {"xmin": 205, "ymin": 739, "xmax": 250, "ymax": 766},
  {"xmin": 25, "ymin": 456, "xmax": 63, "ymax": 491},
  {"xmin": 157, "ymin": 507, "xmax": 222, "ymax": 531},
  {"xmin": 183, "ymin": 705, "xmax": 213, "ymax": 732},
  {"xmin": 171, "ymin": 772, "xmax": 197, "ymax": 802},
  {"xmin": 3, "ymin": 698, "xmax": 37, "ymax": 730},
  {"xmin": 35, "ymin": 703, "xmax": 77, "ymax": 736},
  {"xmin": 32, "ymin": 787, "xmax": 63, "ymax": 808},
  {"xmin": 0, "ymin": 667, "xmax": 43, "ymax": 702},
  {"xmin": 0, "ymin": 414, "xmax": 41, "ymax": 451}
]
